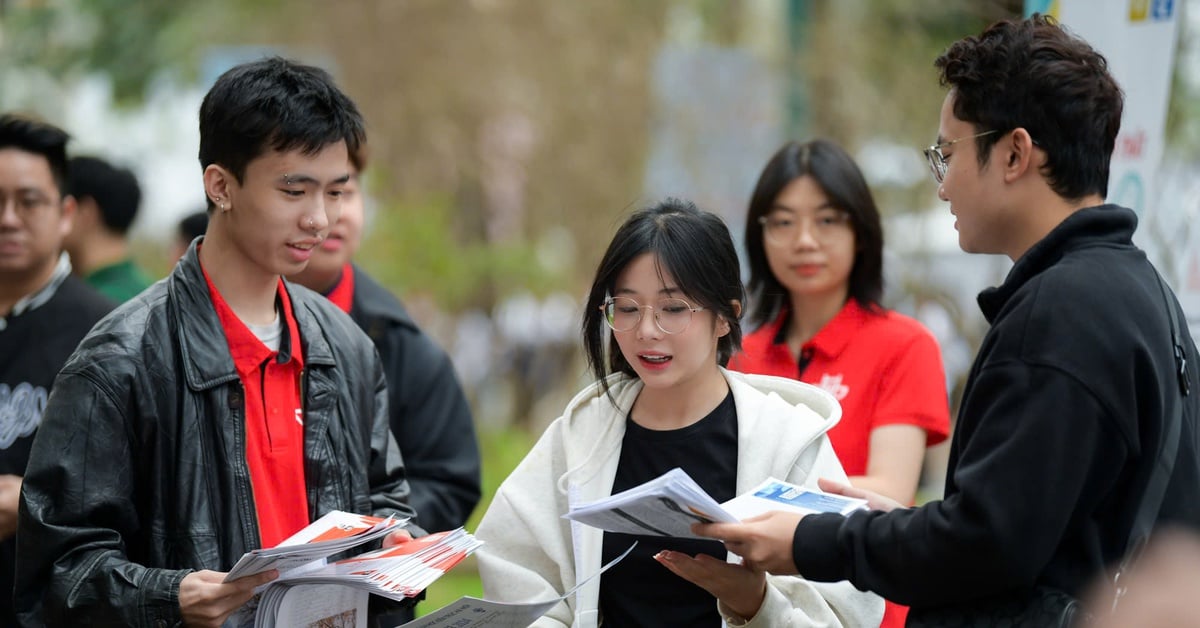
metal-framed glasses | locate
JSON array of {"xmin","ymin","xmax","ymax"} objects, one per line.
[
  {"xmin": 923, "ymin": 129, "xmax": 999, "ymax": 184},
  {"xmin": 757, "ymin": 210, "xmax": 852, "ymax": 247},
  {"xmin": 602, "ymin": 296, "xmax": 705, "ymax": 334}
]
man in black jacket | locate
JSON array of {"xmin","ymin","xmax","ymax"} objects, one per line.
[
  {"xmin": 16, "ymin": 58, "xmax": 420, "ymax": 628},
  {"xmin": 291, "ymin": 148, "xmax": 482, "ymax": 626},
  {"xmin": 685, "ymin": 14, "xmax": 1200, "ymax": 623},
  {"xmin": 0, "ymin": 113, "xmax": 114, "ymax": 627},
  {"xmin": 290, "ymin": 149, "xmax": 481, "ymax": 534}
]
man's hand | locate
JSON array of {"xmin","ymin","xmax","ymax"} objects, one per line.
[
  {"xmin": 382, "ymin": 529, "xmax": 414, "ymax": 548},
  {"xmin": 693, "ymin": 511, "xmax": 805, "ymax": 575},
  {"xmin": 655, "ymin": 550, "xmax": 767, "ymax": 620},
  {"xmin": 0, "ymin": 474, "xmax": 22, "ymax": 540},
  {"xmin": 817, "ymin": 477, "xmax": 903, "ymax": 512},
  {"xmin": 179, "ymin": 569, "xmax": 277, "ymax": 628}
]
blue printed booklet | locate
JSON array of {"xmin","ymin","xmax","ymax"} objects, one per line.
[{"xmin": 721, "ymin": 477, "xmax": 868, "ymax": 520}]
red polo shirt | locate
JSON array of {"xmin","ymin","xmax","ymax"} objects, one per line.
[
  {"xmin": 325, "ymin": 264, "xmax": 355, "ymax": 314},
  {"xmin": 202, "ymin": 266, "xmax": 310, "ymax": 548},
  {"xmin": 730, "ymin": 300, "xmax": 950, "ymax": 476}
]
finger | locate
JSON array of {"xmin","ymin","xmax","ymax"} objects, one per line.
[
  {"xmin": 233, "ymin": 569, "xmax": 279, "ymax": 590},
  {"xmin": 692, "ymin": 522, "xmax": 729, "ymax": 539},
  {"xmin": 383, "ymin": 530, "xmax": 414, "ymax": 547},
  {"xmin": 816, "ymin": 477, "xmax": 854, "ymax": 495}
]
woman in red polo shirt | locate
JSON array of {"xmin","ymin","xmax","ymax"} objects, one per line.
[{"xmin": 729, "ymin": 139, "xmax": 951, "ymax": 628}]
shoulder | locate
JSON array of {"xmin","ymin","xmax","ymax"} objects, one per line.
[
  {"xmin": 857, "ymin": 308, "xmax": 941, "ymax": 352},
  {"xmin": 350, "ymin": 266, "xmax": 416, "ymax": 330}
]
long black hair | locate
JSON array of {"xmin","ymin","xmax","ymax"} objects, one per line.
[
  {"xmin": 582, "ymin": 198, "xmax": 745, "ymax": 397},
  {"xmin": 743, "ymin": 139, "xmax": 884, "ymax": 329}
]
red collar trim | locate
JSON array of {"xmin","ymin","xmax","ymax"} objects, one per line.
[{"xmin": 325, "ymin": 264, "xmax": 355, "ymax": 314}]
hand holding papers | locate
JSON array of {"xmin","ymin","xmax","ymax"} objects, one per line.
[
  {"xmin": 563, "ymin": 468, "xmax": 867, "ymax": 540},
  {"xmin": 223, "ymin": 511, "xmax": 481, "ymax": 628}
]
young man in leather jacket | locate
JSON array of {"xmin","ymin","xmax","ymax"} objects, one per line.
[{"xmin": 15, "ymin": 57, "xmax": 422, "ymax": 628}]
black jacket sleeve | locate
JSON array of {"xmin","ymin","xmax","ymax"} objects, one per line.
[{"xmin": 791, "ymin": 362, "xmax": 1127, "ymax": 608}]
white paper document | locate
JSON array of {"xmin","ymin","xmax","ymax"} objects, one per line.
[
  {"xmin": 394, "ymin": 543, "xmax": 636, "ymax": 628},
  {"xmin": 563, "ymin": 468, "xmax": 867, "ymax": 540},
  {"xmin": 222, "ymin": 511, "xmax": 480, "ymax": 628}
]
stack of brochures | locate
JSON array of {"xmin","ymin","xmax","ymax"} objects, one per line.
[
  {"xmin": 564, "ymin": 467, "xmax": 868, "ymax": 540},
  {"xmin": 224, "ymin": 510, "xmax": 482, "ymax": 628}
]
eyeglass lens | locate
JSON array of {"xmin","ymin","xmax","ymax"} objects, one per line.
[{"xmin": 604, "ymin": 297, "xmax": 695, "ymax": 334}]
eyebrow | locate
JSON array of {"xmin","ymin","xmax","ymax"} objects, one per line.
[
  {"xmin": 769, "ymin": 201, "xmax": 837, "ymax": 213},
  {"xmin": 613, "ymin": 286, "xmax": 681, "ymax": 297},
  {"xmin": 278, "ymin": 173, "xmax": 352, "ymax": 186}
]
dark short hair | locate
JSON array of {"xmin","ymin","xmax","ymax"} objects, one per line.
[
  {"xmin": 0, "ymin": 113, "xmax": 70, "ymax": 194},
  {"xmin": 935, "ymin": 13, "xmax": 1123, "ymax": 200},
  {"xmin": 582, "ymin": 198, "xmax": 745, "ymax": 396},
  {"xmin": 178, "ymin": 210, "xmax": 210, "ymax": 243},
  {"xmin": 743, "ymin": 139, "xmax": 884, "ymax": 329},
  {"xmin": 67, "ymin": 156, "xmax": 141, "ymax": 234},
  {"xmin": 198, "ymin": 57, "xmax": 365, "ymax": 206}
]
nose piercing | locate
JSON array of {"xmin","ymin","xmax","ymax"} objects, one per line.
[{"xmin": 308, "ymin": 217, "xmax": 316, "ymax": 229}]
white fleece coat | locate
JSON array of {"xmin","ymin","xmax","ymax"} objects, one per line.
[{"xmin": 475, "ymin": 369, "xmax": 884, "ymax": 627}]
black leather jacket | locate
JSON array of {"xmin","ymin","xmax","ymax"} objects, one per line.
[{"xmin": 15, "ymin": 245, "xmax": 418, "ymax": 627}]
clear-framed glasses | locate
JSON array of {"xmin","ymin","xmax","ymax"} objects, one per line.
[
  {"xmin": 922, "ymin": 129, "xmax": 999, "ymax": 184},
  {"xmin": 0, "ymin": 191, "xmax": 58, "ymax": 221},
  {"xmin": 757, "ymin": 209, "xmax": 852, "ymax": 247},
  {"xmin": 601, "ymin": 296, "xmax": 705, "ymax": 334}
]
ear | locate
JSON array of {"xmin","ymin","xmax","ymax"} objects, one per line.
[
  {"xmin": 716, "ymin": 300, "xmax": 742, "ymax": 337},
  {"xmin": 1002, "ymin": 128, "xmax": 1038, "ymax": 184},
  {"xmin": 57, "ymin": 194, "xmax": 77, "ymax": 240},
  {"xmin": 203, "ymin": 164, "xmax": 234, "ymax": 210}
]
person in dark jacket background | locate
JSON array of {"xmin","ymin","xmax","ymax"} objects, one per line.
[
  {"xmin": 290, "ymin": 146, "xmax": 482, "ymax": 626},
  {"xmin": 689, "ymin": 14, "xmax": 1200, "ymax": 625},
  {"xmin": 290, "ymin": 146, "xmax": 481, "ymax": 533},
  {"xmin": 15, "ymin": 58, "xmax": 420, "ymax": 628},
  {"xmin": 0, "ymin": 113, "xmax": 114, "ymax": 627}
]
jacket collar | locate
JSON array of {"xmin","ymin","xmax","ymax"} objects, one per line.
[
  {"xmin": 171, "ymin": 239, "xmax": 336, "ymax": 391},
  {"xmin": 348, "ymin": 264, "xmax": 417, "ymax": 330},
  {"xmin": 977, "ymin": 205, "xmax": 1136, "ymax": 324}
]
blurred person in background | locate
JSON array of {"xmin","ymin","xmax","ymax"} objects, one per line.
[
  {"xmin": 15, "ymin": 58, "xmax": 420, "ymax": 628},
  {"xmin": 170, "ymin": 209, "xmax": 209, "ymax": 265},
  {"xmin": 289, "ymin": 145, "xmax": 481, "ymax": 625},
  {"xmin": 63, "ymin": 155, "xmax": 153, "ymax": 302},
  {"xmin": 0, "ymin": 113, "xmax": 113, "ymax": 626},
  {"xmin": 475, "ymin": 198, "xmax": 883, "ymax": 627},
  {"xmin": 729, "ymin": 138, "xmax": 951, "ymax": 627},
  {"xmin": 693, "ymin": 15, "xmax": 1200, "ymax": 625}
]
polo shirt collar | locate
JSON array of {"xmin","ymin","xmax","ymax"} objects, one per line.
[
  {"xmin": 771, "ymin": 299, "xmax": 868, "ymax": 360},
  {"xmin": 202, "ymin": 265, "xmax": 305, "ymax": 374}
]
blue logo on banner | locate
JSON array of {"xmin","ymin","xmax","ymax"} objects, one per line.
[{"xmin": 1151, "ymin": 0, "xmax": 1175, "ymax": 20}]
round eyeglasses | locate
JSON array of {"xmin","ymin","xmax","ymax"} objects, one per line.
[
  {"xmin": 601, "ymin": 296, "xmax": 705, "ymax": 334},
  {"xmin": 922, "ymin": 129, "xmax": 999, "ymax": 184},
  {"xmin": 757, "ymin": 210, "xmax": 852, "ymax": 247}
]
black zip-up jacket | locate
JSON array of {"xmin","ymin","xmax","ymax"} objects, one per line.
[
  {"xmin": 349, "ymin": 265, "xmax": 481, "ymax": 534},
  {"xmin": 792, "ymin": 205, "xmax": 1200, "ymax": 616},
  {"xmin": 14, "ymin": 244, "xmax": 419, "ymax": 627}
]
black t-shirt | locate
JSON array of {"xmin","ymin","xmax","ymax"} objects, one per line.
[
  {"xmin": 598, "ymin": 390, "xmax": 737, "ymax": 627},
  {"xmin": 0, "ymin": 273, "xmax": 113, "ymax": 625}
]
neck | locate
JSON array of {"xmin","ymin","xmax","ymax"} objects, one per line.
[
  {"xmin": 1006, "ymin": 189, "xmax": 1106, "ymax": 261},
  {"xmin": 198, "ymin": 234, "xmax": 280, "ymax": 325},
  {"xmin": 630, "ymin": 364, "xmax": 729, "ymax": 430},
  {"xmin": 71, "ymin": 233, "xmax": 130, "ymax": 277},
  {"xmin": 785, "ymin": 286, "xmax": 848, "ymax": 350},
  {"xmin": 0, "ymin": 255, "xmax": 60, "ymax": 316}
]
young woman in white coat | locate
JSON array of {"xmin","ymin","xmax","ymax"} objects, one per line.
[{"xmin": 475, "ymin": 198, "xmax": 883, "ymax": 627}]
